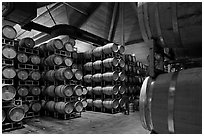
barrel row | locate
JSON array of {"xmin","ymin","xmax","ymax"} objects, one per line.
[
  {"xmin": 44, "ymin": 54, "xmax": 73, "ymax": 67},
  {"xmin": 43, "ymin": 85, "xmax": 87, "ymax": 97},
  {"xmin": 44, "ymin": 68, "xmax": 83, "ymax": 82},
  {"xmin": 21, "ymin": 101, "xmax": 42, "ymax": 113},
  {"xmin": 2, "ymin": 107, "xmax": 25, "ymax": 123}
]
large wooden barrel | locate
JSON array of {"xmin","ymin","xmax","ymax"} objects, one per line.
[
  {"xmin": 103, "ymin": 98, "xmax": 119, "ymax": 109},
  {"xmin": 7, "ymin": 107, "xmax": 25, "ymax": 122},
  {"xmin": 118, "ymin": 71, "xmax": 126, "ymax": 81},
  {"xmin": 55, "ymin": 85, "xmax": 73, "ymax": 97},
  {"xmin": 118, "ymin": 85, "xmax": 126, "ymax": 95},
  {"xmin": 44, "ymin": 85, "xmax": 55, "ymax": 97},
  {"xmin": 83, "ymin": 74, "xmax": 92, "ymax": 83},
  {"xmin": 2, "ymin": 45, "xmax": 17, "ymax": 59},
  {"xmin": 93, "ymin": 99, "xmax": 102, "ymax": 108},
  {"xmin": 118, "ymin": 59, "xmax": 125, "ymax": 68},
  {"xmin": 93, "ymin": 86, "xmax": 102, "ymax": 95},
  {"xmin": 139, "ymin": 68, "xmax": 202, "ymax": 134},
  {"xmin": 64, "ymin": 41, "xmax": 74, "ymax": 52},
  {"xmin": 93, "ymin": 60, "xmax": 102, "ymax": 70},
  {"xmin": 73, "ymin": 85, "xmax": 83, "ymax": 96},
  {"xmin": 46, "ymin": 39, "xmax": 63, "ymax": 51},
  {"xmin": 84, "ymin": 62, "xmax": 93, "ymax": 71},
  {"xmin": 2, "ymin": 25, "xmax": 17, "ymax": 40},
  {"xmin": 2, "ymin": 85, "xmax": 16, "ymax": 101},
  {"xmin": 87, "ymin": 99, "xmax": 93, "ymax": 107},
  {"xmin": 74, "ymin": 101, "xmax": 83, "ymax": 112},
  {"xmin": 30, "ymin": 102, "xmax": 42, "ymax": 112},
  {"xmin": 64, "ymin": 57, "xmax": 73, "ymax": 67},
  {"xmin": 45, "ymin": 101, "xmax": 55, "ymax": 112},
  {"xmin": 102, "ymin": 71, "xmax": 119, "ymax": 81},
  {"xmin": 87, "ymin": 87, "xmax": 93, "ymax": 95},
  {"xmin": 72, "ymin": 69, "xmax": 83, "ymax": 80},
  {"xmin": 29, "ymin": 71, "xmax": 41, "ymax": 81},
  {"xmin": 93, "ymin": 47, "xmax": 103, "ymax": 57},
  {"xmin": 17, "ymin": 69, "xmax": 28, "ymax": 80},
  {"xmin": 138, "ymin": 2, "xmax": 202, "ymax": 58},
  {"xmin": 82, "ymin": 87, "xmax": 88, "ymax": 95},
  {"xmin": 22, "ymin": 103, "xmax": 29, "ymax": 113},
  {"xmin": 17, "ymin": 86, "xmax": 29, "ymax": 97},
  {"xmin": 55, "ymin": 68, "xmax": 73, "ymax": 81},
  {"xmin": 17, "ymin": 53, "xmax": 28, "ymax": 63},
  {"xmin": 81, "ymin": 98, "xmax": 88, "ymax": 108},
  {"xmin": 118, "ymin": 45, "xmax": 125, "ymax": 54},
  {"xmin": 3, "ymin": 66, "xmax": 16, "ymax": 79},
  {"xmin": 102, "ymin": 43, "xmax": 119, "ymax": 54},
  {"xmin": 92, "ymin": 73, "xmax": 102, "ymax": 82},
  {"xmin": 44, "ymin": 70, "xmax": 55, "ymax": 82},
  {"xmin": 2, "ymin": 110, "xmax": 6, "ymax": 122},
  {"xmin": 119, "ymin": 97, "xmax": 126, "ymax": 108},
  {"xmin": 45, "ymin": 55, "xmax": 63, "ymax": 66},
  {"xmin": 30, "ymin": 86, "xmax": 41, "ymax": 96},
  {"xmin": 102, "ymin": 85, "xmax": 119, "ymax": 95},
  {"xmin": 103, "ymin": 58, "xmax": 119, "ymax": 68},
  {"xmin": 30, "ymin": 55, "xmax": 41, "ymax": 65},
  {"xmin": 19, "ymin": 37, "xmax": 35, "ymax": 48},
  {"xmin": 55, "ymin": 102, "xmax": 74, "ymax": 114}
]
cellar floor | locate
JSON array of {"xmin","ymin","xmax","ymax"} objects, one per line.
[{"xmin": 3, "ymin": 111, "xmax": 149, "ymax": 134}]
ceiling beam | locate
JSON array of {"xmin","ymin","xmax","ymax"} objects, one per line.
[
  {"xmin": 125, "ymin": 39, "xmax": 144, "ymax": 46},
  {"xmin": 63, "ymin": 2, "xmax": 88, "ymax": 16}
]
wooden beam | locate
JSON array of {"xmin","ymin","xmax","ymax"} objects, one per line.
[{"xmin": 125, "ymin": 39, "xmax": 144, "ymax": 46}]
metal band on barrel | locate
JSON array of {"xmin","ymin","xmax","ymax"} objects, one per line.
[
  {"xmin": 168, "ymin": 72, "xmax": 179, "ymax": 133},
  {"xmin": 171, "ymin": 3, "xmax": 183, "ymax": 48}
]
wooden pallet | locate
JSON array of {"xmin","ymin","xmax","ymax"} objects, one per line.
[{"xmin": 2, "ymin": 121, "xmax": 23, "ymax": 132}]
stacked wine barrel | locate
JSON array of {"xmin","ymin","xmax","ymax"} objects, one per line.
[
  {"xmin": 2, "ymin": 26, "xmax": 24, "ymax": 132},
  {"xmin": 83, "ymin": 43, "xmax": 127, "ymax": 114},
  {"xmin": 124, "ymin": 54, "xmax": 147, "ymax": 111},
  {"xmin": 38, "ymin": 37, "xmax": 85, "ymax": 119}
]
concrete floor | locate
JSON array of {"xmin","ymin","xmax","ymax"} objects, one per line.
[{"xmin": 4, "ymin": 111, "xmax": 150, "ymax": 134}]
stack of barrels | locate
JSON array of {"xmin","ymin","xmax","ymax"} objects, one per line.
[
  {"xmin": 124, "ymin": 54, "xmax": 147, "ymax": 112},
  {"xmin": 83, "ymin": 43, "xmax": 127, "ymax": 113},
  {"xmin": 37, "ymin": 37, "xmax": 85, "ymax": 119},
  {"xmin": 2, "ymin": 25, "xmax": 24, "ymax": 131}
]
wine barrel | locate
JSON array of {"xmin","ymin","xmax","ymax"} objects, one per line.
[
  {"xmin": 55, "ymin": 85, "xmax": 73, "ymax": 97},
  {"xmin": 84, "ymin": 62, "xmax": 93, "ymax": 71},
  {"xmin": 55, "ymin": 68, "xmax": 73, "ymax": 81},
  {"xmin": 119, "ymin": 97, "xmax": 126, "ymax": 108},
  {"xmin": 44, "ymin": 70, "xmax": 55, "ymax": 82},
  {"xmin": 64, "ymin": 57, "xmax": 73, "ymax": 67},
  {"xmin": 73, "ymin": 85, "xmax": 83, "ymax": 96},
  {"xmin": 19, "ymin": 37, "xmax": 35, "ymax": 48},
  {"xmin": 30, "ymin": 86, "xmax": 41, "ymax": 96},
  {"xmin": 2, "ymin": 46, "xmax": 17, "ymax": 59},
  {"xmin": 69, "ymin": 38, "xmax": 76, "ymax": 46},
  {"xmin": 92, "ymin": 73, "xmax": 102, "ymax": 82},
  {"xmin": 17, "ymin": 86, "xmax": 29, "ymax": 97},
  {"xmin": 71, "ymin": 64, "xmax": 78, "ymax": 69},
  {"xmin": 64, "ymin": 41, "xmax": 74, "ymax": 52},
  {"xmin": 87, "ymin": 87, "xmax": 93, "ymax": 95},
  {"xmin": 81, "ymin": 99, "xmax": 88, "ymax": 108},
  {"xmin": 2, "ymin": 85, "xmax": 16, "ymax": 101},
  {"xmin": 93, "ymin": 86, "xmax": 102, "ymax": 95},
  {"xmin": 72, "ymin": 69, "xmax": 83, "ymax": 80},
  {"xmin": 7, "ymin": 107, "xmax": 25, "ymax": 122},
  {"xmin": 55, "ymin": 102, "xmax": 74, "ymax": 114},
  {"xmin": 29, "ymin": 71, "xmax": 41, "ymax": 81},
  {"xmin": 119, "ymin": 71, "xmax": 126, "ymax": 81},
  {"xmin": 138, "ymin": 2, "xmax": 202, "ymax": 58},
  {"xmin": 93, "ymin": 47, "xmax": 103, "ymax": 57},
  {"xmin": 102, "ymin": 43, "xmax": 119, "ymax": 54},
  {"xmin": 139, "ymin": 68, "xmax": 202, "ymax": 134},
  {"xmin": 82, "ymin": 87, "xmax": 88, "ymax": 95},
  {"xmin": 128, "ymin": 65, "xmax": 133, "ymax": 72},
  {"xmin": 31, "ymin": 102, "xmax": 42, "ymax": 112},
  {"xmin": 132, "ymin": 55, "xmax": 137, "ymax": 63},
  {"xmin": 118, "ymin": 45, "xmax": 125, "ymax": 54},
  {"xmin": 72, "ymin": 51, "xmax": 78, "ymax": 59},
  {"xmin": 17, "ymin": 53, "xmax": 28, "ymax": 63},
  {"xmin": 83, "ymin": 74, "xmax": 92, "ymax": 83},
  {"xmin": 118, "ymin": 59, "xmax": 125, "ymax": 68},
  {"xmin": 22, "ymin": 103, "xmax": 29, "ymax": 113},
  {"xmin": 45, "ymin": 55, "xmax": 63, "ymax": 66},
  {"xmin": 103, "ymin": 58, "xmax": 119, "ymax": 68},
  {"xmin": 119, "ymin": 85, "xmax": 126, "ymax": 95},
  {"xmin": 44, "ymin": 85, "xmax": 55, "ymax": 97},
  {"xmin": 74, "ymin": 101, "xmax": 83, "ymax": 112},
  {"xmin": 93, "ymin": 99, "xmax": 102, "ymax": 108},
  {"xmin": 41, "ymin": 100, "xmax": 46, "ymax": 109},
  {"xmin": 87, "ymin": 99, "xmax": 93, "ymax": 107},
  {"xmin": 125, "ymin": 64, "xmax": 129, "ymax": 72},
  {"xmin": 102, "ymin": 85, "xmax": 119, "ymax": 95},
  {"xmin": 17, "ymin": 69, "xmax": 28, "ymax": 80},
  {"xmin": 45, "ymin": 101, "xmax": 55, "ymax": 112},
  {"xmin": 83, "ymin": 50, "xmax": 92, "ymax": 59},
  {"xmin": 46, "ymin": 39, "xmax": 63, "ymax": 51},
  {"xmin": 2, "ymin": 110, "xmax": 6, "ymax": 122},
  {"xmin": 129, "ymin": 103, "xmax": 134, "ymax": 112},
  {"xmin": 102, "ymin": 71, "xmax": 119, "ymax": 81},
  {"xmin": 3, "ymin": 66, "xmax": 16, "ymax": 79},
  {"xmin": 103, "ymin": 99, "xmax": 119, "ymax": 109},
  {"xmin": 30, "ymin": 55, "xmax": 41, "ymax": 65},
  {"xmin": 128, "ymin": 86, "xmax": 134, "ymax": 94},
  {"xmin": 2, "ymin": 25, "xmax": 17, "ymax": 39},
  {"xmin": 93, "ymin": 60, "xmax": 102, "ymax": 70}
]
